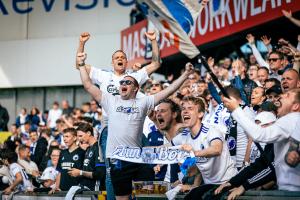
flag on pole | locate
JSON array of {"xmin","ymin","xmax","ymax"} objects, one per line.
[{"xmin": 137, "ymin": 0, "xmax": 206, "ymax": 59}]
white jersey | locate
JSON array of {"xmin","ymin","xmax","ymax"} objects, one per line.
[
  {"xmin": 204, "ymin": 103, "xmax": 255, "ymax": 168},
  {"xmin": 100, "ymin": 93, "xmax": 154, "ymax": 158},
  {"xmin": 9, "ymin": 163, "xmax": 33, "ymax": 191},
  {"xmin": 89, "ymin": 67, "xmax": 149, "ymax": 125},
  {"xmin": 232, "ymin": 109, "xmax": 300, "ymax": 191},
  {"xmin": 172, "ymin": 124, "xmax": 237, "ymax": 184}
]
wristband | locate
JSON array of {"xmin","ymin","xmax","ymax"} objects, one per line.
[
  {"xmin": 80, "ymin": 170, "xmax": 83, "ymax": 176},
  {"xmin": 78, "ymin": 62, "xmax": 85, "ymax": 67}
]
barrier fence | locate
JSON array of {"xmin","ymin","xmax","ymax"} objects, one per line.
[{"xmin": 1, "ymin": 190, "xmax": 300, "ymax": 200}]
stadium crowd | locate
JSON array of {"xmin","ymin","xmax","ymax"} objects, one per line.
[{"xmin": 0, "ymin": 10, "xmax": 300, "ymax": 200}]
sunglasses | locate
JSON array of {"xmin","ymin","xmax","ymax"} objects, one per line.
[
  {"xmin": 119, "ymin": 80, "xmax": 134, "ymax": 86},
  {"xmin": 151, "ymin": 83, "xmax": 161, "ymax": 87},
  {"xmin": 268, "ymin": 58, "xmax": 280, "ymax": 62}
]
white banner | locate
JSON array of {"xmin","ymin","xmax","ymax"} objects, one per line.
[{"xmin": 111, "ymin": 145, "xmax": 194, "ymax": 164}]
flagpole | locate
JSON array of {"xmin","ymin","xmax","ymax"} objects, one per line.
[{"xmin": 195, "ymin": 55, "xmax": 230, "ymax": 98}]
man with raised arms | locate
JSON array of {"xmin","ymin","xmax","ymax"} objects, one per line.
[{"xmin": 77, "ymin": 50, "xmax": 194, "ymax": 200}]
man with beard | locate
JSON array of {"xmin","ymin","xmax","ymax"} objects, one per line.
[
  {"xmin": 78, "ymin": 52, "xmax": 195, "ymax": 200},
  {"xmin": 151, "ymin": 99, "xmax": 183, "ymax": 182},
  {"xmin": 76, "ymin": 31, "xmax": 160, "ymax": 200},
  {"xmin": 172, "ymin": 96, "xmax": 237, "ymax": 200},
  {"xmin": 223, "ymin": 88, "xmax": 300, "ymax": 191}
]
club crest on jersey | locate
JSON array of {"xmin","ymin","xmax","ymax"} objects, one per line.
[
  {"xmin": 73, "ymin": 154, "xmax": 79, "ymax": 161},
  {"xmin": 227, "ymin": 136, "xmax": 236, "ymax": 150},
  {"xmin": 88, "ymin": 152, "xmax": 93, "ymax": 158}
]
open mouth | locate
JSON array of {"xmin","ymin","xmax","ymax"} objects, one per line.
[
  {"xmin": 117, "ymin": 61, "xmax": 123, "ymax": 66},
  {"xmin": 157, "ymin": 118, "xmax": 165, "ymax": 125},
  {"xmin": 121, "ymin": 87, "xmax": 127, "ymax": 92},
  {"xmin": 282, "ymin": 85, "xmax": 288, "ymax": 90},
  {"xmin": 182, "ymin": 115, "xmax": 191, "ymax": 122}
]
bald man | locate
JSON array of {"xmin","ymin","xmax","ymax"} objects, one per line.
[{"xmin": 281, "ymin": 69, "xmax": 300, "ymax": 93}]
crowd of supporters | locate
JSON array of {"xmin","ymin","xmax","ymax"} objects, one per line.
[{"xmin": 0, "ymin": 11, "xmax": 300, "ymax": 200}]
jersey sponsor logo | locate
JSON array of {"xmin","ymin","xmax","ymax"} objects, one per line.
[
  {"xmin": 227, "ymin": 136, "xmax": 236, "ymax": 150},
  {"xmin": 116, "ymin": 106, "xmax": 140, "ymax": 114},
  {"xmin": 73, "ymin": 154, "xmax": 79, "ymax": 161},
  {"xmin": 107, "ymin": 84, "xmax": 119, "ymax": 95},
  {"xmin": 61, "ymin": 162, "xmax": 74, "ymax": 169}
]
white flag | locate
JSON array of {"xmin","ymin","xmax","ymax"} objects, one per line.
[{"xmin": 137, "ymin": 0, "xmax": 206, "ymax": 59}]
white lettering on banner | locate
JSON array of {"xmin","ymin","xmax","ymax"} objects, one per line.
[
  {"xmin": 197, "ymin": 5, "xmax": 209, "ymax": 36},
  {"xmin": 0, "ymin": 0, "xmax": 135, "ymax": 15},
  {"xmin": 233, "ymin": 0, "xmax": 248, "ymax": 22},
  {"xmin": 122, "ymin": 28, "xmax": 147, "ymax": 61},
  {"xmin": 132, "ymin": 31, "xmax": 141, "ymax": 59},
  {"xmin": 221, "ymin": 0, "xmax": 233, "ymax": 28},
  {"xmin": 139, "ymin": 27, "xmax": 147, "ymax": 58},
  {"xmin": 209, "ymin": 0, "xmax": 221, "ymax": 32},
  {"xmin": 262, "ymin": 0, "xmax": 275, "ymax": 13},
  {"xmin": 251, "ymin": 0, "xmax": 262, "ymax": 16},
  {"xmin": 111, "ymin": 145, "xmax": 193, "ymax": 164},
  {"xmin": 123, "ymin": 33, "xmax": 132, "ymax": 60}
]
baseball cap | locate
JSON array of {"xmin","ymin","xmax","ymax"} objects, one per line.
[
  {"xmin": 255, "ymin": 111, "xmax": 277, "ymax": 125},
  {"xmin": 39, "ymin": 167, "xmax": 58, "ymax": 181},
  {"xmin": 266, "ymin": 85, "xmax": 282, "ymax": 95},
  {"xmin": 260, "ymin": 101, "xmax": 278, "ymax": 113}
]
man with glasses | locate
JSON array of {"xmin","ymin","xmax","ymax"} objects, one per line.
[
  {"xmin": 75, "ymin": 31, "xmax": 160, "ymax": 199},
  {"xmin": 77, "ymin": 51, "xmax": 194, "ymax": 199},
  {"xmin": 268, "ymin": 52, "xmax": 285, "ymax": 80}
]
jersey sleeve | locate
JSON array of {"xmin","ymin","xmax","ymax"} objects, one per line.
[
  {"xmin": 232, "ymin": 107, "xmax": 296, "ymax": 143},
  {"xmin": 89, "ymin": 66, "xmax": 106, "ymax": 85},
  {"xmin": 207, "ymin": 126, "xmax": 224, "ymax": 144},
  {"xmin": 100, "ymin": 93, "xmax": 114, "ymax": 113},
  {"xmin": 10, "ymin": 164, "xmax": 21, "ymax": 176},
  {"xmin": 130, "ymin": 67, "xmax": 149, "ymax": 86},
  {"xmin": 171, "ymin": 133, "xmax": 186, "ymax": 146},
  {"xmin": 56, "ymin": 153, "xmax": 63, "ymax": 172},
  {"xmin": 144, "ymin": 95, "xmax": 155, "ymax": 112}
]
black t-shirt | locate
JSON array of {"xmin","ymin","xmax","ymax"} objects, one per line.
[
  {"xmin": 81, "ymin": 142, "xmax": 105, "ymax": 190},
  {"xmin": 57, "ymin": 147, "xmax": 85, "ymax": 191}
]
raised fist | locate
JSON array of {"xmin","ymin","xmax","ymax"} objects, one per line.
[
  {"xmin": 80, "ymin": 32, "xmax": 90, "ymax": 43},
  {"xmin": 145, "ymin": 30, "xmax": 157, "ymax": 41}
]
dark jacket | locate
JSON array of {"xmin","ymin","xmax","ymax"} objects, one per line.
[
  {"xmin": 0, "ymin": 105, "xmax": 9, "ymax": 131},
  {"xmin": 31, "ymin": 137, "xmax": 48, "ymax": 170}
]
